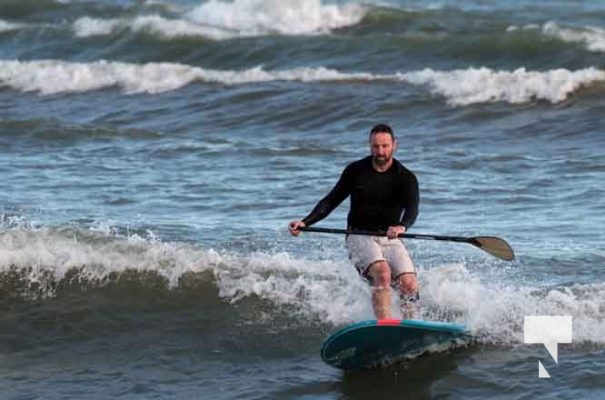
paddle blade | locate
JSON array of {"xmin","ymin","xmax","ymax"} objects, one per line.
[{"xmin": 472, "ymin": 236, "xmax": 515, "ymax": 261}]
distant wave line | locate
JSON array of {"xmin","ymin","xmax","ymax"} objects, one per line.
[
  {"xmin": 0, "ymin": 19, "xmax": 28, "ymax": 33},
  {"xmin": 508, "ymin": 21, "xmax": 605, "ymax": 53},
  {"xmin": 1, "ymin": 59, "xmax": 604, "ymax": 105},
  {"xmin": 73, "ymin": 0, "xmax": 367, "ymax": 40}
]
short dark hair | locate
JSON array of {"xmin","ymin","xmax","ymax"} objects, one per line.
[{"xmin": 369, "ymin": 124, "xmax": 395, "ymax": 141}]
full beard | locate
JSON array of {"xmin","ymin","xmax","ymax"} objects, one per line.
[{"xmin": 373, "ymin": 155, "xmax": 391, "ymax": 166}]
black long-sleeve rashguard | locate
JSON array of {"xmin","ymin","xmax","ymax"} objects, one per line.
[{"xmin": 302, "ymin": 156, "xmax": 419, "ymax": 232}]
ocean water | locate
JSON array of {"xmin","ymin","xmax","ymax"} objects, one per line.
[{"xmin": 1, "ymin": 0, "xmax": 604, "ymax": 398}]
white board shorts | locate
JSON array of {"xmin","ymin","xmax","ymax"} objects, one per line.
[{"xmin": 346, "ymin": 235, "xmax": 415, "ymax": 280}]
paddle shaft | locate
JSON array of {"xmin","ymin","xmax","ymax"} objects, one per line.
[
  {"xmin": 297, "ymin": 226, "xmax": 515, "ymax": 261},
  {"xmin": 299, "ymin": 226, "xmax": 474, "ymax": 244}
]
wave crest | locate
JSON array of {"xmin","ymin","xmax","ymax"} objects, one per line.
[
  {"xmin": 1, "ymin": 227, "xmax": 605, "ymax": 343},
  {"xmin": 404, "ymin": 67, "xmax": 605, "ymax": 105},
  {"xmin": 188, "ymin": 0, "xmax": 366, "ymax": 36},
  {"xmin": 2, "ymin": 59, "xmax": 604, "ymax": 105},
  {"xmin": 72, "ymin": 0, "xmax": 366, "ymax": 40}
]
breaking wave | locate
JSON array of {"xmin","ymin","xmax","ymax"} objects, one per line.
[
  {"xmin": 2, "ymin": 59, "xmax": 604, "ymax": 105},
  {"xmin": 1, "ymin": 226, "xmax": 604, "ymax": 345}
]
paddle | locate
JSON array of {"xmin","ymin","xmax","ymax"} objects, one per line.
[{"xmin": 298, "ymin": 226, "xmax": 515, "ymax": 261}]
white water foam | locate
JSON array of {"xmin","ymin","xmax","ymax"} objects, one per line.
[
  {"xmin": 1, "ymin": 228, "xmax": 604, "ymax": 345},
  {"xmin": 402, "ymin": 67, "xmax": 605, "ymax": 105},
  {"xmin": 188, "ymin": 0, "xmax": 366, "ymax": 36},
  {"xmin": 0, "ymin": 214, "xmax": 35, "ymax": 230},
  {"xmin": 73, "ymin": 17, "xmax": 121, "ymax": 38},
  {"xmin": 419, "ymin": 263, "xmax": 605, "ymax": 345},
  {"xmin": 508, "ymin": 22, "xmax": 605, "ymax": 53},
  {"xmin": 2, "ymin": 59, "xmax": 604, "ymax": 105},
  {"xmin": 72, "ymin": 0, "xmax": 366, "ymax": 40},
  {"xmin": 73, "ymin": 15, "xmax": 235, "ymax": 40},
  {"xmin": 0, "ymin": 228, "xmax": 211, "ymax": 290},
  {"xmin": 0, "ymin": 227, "xmax": 371, "ymax": 323},
  {"xmin": 214, "ymin": 249, "xmax": 374, "ymax": 324},
  {"xmin": 0, "ymin": 20, "xmax": 26, "ymax": 33},
  {"xmin": 542, "ymin": 21, "xmax": 605, "ymax": 53},
  {"xmin": 0, "ymin": 60, "xmax": 376, "ymax": 95}
]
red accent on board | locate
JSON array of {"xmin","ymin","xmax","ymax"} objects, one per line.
[{"xmin": 377, "ymin": 319, "xmax": 402, "ymax": 326}]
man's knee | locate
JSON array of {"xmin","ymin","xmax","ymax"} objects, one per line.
[
  {"xmin": 396, "ymin": 272, "xmax": 418, "ymax": 295},
  {"xmin": 367, "ymin": 261, "xmax": 392, "ymax": 287}
]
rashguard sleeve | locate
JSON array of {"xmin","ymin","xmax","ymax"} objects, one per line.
[
  {"xmin": 399, "ymin": 173, "xmax": 419, "ymax": 229},
  {"xmin": 301, "ymin": 166, "xmax": 351, "ymax": 227}
]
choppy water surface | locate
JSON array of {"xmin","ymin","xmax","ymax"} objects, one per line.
[{"xmin": 1, "ymin": 0, "xmax": 604, "ymax": 399}]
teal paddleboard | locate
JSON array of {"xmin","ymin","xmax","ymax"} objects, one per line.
[{"xmin": 321, "ymin": 319, "xmax": 469, "ymax": 370}]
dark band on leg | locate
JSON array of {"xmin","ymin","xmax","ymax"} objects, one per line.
[
  {"xmin": 361, "ymin": 260, "xmax": 386, "ymax": 285},
  {"xmin": 393, "ymin": 270, "xmax": 417, "ymax": 281},
  {"xmin": 400, "ymin": 292, "xmax": 420, "ymax": 302}
]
